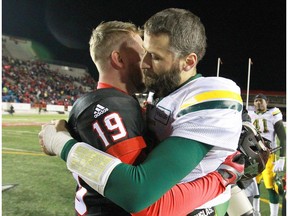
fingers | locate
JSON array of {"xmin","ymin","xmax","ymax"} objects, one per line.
[
  {"xmin": 38, "ymin": 119, "xmax": 67, "ymax": 156},
  {"xmin": 40, "ymin": 119, "xmax": 68, "ymax": 132},
  {"xmin": 39, "ymin": 136, "xmax": 56, "ymax": 156},
  {"xmin": 55, "ymin": 119, "xmax": 68, "ymax": 132},
  {"xmin": 41, "ymin": 122, "xmax": 54, "ymax": 130},
  {"xmin": 237, "ymin": 155, "xmax": 246, "ymax": 165},
  {"xmin": 232, "ymin": 152, "xmax": 246, "ymax": 165}
]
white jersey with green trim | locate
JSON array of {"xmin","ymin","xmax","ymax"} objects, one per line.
[
  {"xmin": 248, "ymin": 107, "xmax": 282, "ymax": 149},
  {"xmin": 147, "ymin": 75, "xmax": 243, "ymax": 182}
]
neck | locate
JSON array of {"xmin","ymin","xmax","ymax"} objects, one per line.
[
  {"xmin": 180, "ymin": 68, "xmax": 197, "ymax": 85},
  {"xmin": 99, "ymin": 73, "xmax": 136, "ymax": 95},
  {"xmin": 256, "ymin": 109, "xmax": 267, "ymax": 113}
]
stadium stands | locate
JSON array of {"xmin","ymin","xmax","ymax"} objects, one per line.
[{"xmin": 2, "ymin": 35, "xmax": 97, "ymax": 113}]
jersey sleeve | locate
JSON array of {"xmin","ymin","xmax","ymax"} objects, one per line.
[
  {"xmin": 132, "ymin": 171, "xmax": 225, "ymax": 216},
  {"xmin": 103, "ymin": 137, "xmax": 213, "ymax": 213},
  {"xmin": 62, "ymin": 137, "xmax": 226, "ymax": 215},
  {"xmin": 271, "ymin": 107, "xmax": 283, "ymax": 125}
]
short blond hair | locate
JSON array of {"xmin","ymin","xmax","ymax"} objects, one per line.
[{"xmin": 89, "ymin": 21, "xmax": 142, "ymax": 67}]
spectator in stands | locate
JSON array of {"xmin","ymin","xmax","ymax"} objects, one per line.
[{"xmin": 2, "ymin": 56, "xmax": 97, "ymax": 107}]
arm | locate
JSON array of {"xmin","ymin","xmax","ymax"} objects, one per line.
[
  {"xmin": 273, "ymin": 120, "xmax": 286, "ymax": 172},
  {"xmin": 40, "ymin": 122, "xmax": 243, "ymax": 214},
  {"xmin": 133, "ymin": 171, "xmax": 226, "ymax": 216},
  {"xmin": 63, "ymin": 139, "xmax": 243, "ymax": 215},
  {"xmin": 40, "ymin": 125, "xmax": 215, "ymax": 213},
  {"xmin": 63, "ymin": 137, "xmax": 212, "ymax": 212},
  {"xmin": 274, "ymin": 120, "xmax": 286, "ymax": 157}
]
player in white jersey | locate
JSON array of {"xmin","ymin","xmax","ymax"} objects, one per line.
[
  {"xmin": 248, "ymin": 93, "xmax": 286, "ymax": 216},
  {"xmin": 39, "ymin": 8, "xmax": 244, "ymax": 216},
  {"xmin": 146, "ymin": 74, "xmax": 243, "ymax": 213},
  {"xmin": 147, "ymin": 75, "xmax": 242, "ymax": 181}
]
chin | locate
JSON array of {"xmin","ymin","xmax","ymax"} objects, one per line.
[{"xmin": 134, "ymin": 82, "xmax": 146, "ymax": 92}]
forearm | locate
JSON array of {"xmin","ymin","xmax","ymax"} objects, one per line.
[
  {"xmin": 64, "ymin": 137, "xmax": 211, "ymax": 213},
  {"xmin": 275, "ymin": 121, "xmax": 286, "ymax": 157},
  {"xmin": 132, "ymin": 171, "xmax": 225, "ymax": 216},
  {"xmin": 105, "ymin": 137, "xmax": 211, "ymax": 212}
]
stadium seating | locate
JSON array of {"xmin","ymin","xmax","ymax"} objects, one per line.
[{"xmin": 2, "ymin": 35, "xmax": 97, "ymax": 112}]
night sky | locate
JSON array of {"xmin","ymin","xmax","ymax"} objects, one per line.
[{"xmin": 2, "ymin": 0, "xmax": 286, "ymax": 92}]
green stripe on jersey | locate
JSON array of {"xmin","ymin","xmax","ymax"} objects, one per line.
[{"xmin": 177, "ymin": 100, "xmax": 243, "ymax": 117}]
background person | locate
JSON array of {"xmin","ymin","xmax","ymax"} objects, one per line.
[
  {"xmin": 248, "ymin": 93, "xmax": 286, "ymax": 216},
  {"xmin": 8, "ymin": 104, "xmax": 15, "ymax": 115}
]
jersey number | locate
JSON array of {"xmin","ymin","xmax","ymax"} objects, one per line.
[
  {"xmin": 93, "ymin": 113, "xmax": 127, "ymax": 146},
  {"xmin": 253, "ymin": 119, "xmax": 269, "ymax": 133}
]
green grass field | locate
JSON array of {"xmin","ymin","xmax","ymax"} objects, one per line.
[{"xmin": 2, "ymin": 113, "xmax": 285, "ymax": 215}]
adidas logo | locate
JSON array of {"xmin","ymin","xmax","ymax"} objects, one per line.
[{"xmin": 94, "ymin": 104, "xmax": 109, "ymax": 118}]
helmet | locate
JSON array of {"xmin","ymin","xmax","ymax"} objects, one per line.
[{"xmin": 238, "ymin": 122, "xmax": 271, "ymax": 181}]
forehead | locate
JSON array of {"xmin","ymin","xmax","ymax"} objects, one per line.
[
  {"xmin": 143, "ymin": 32, "xmax": 170, "ymax": 54},
  {"xmin": 254, "ymin": 98, "xmax": 266, "ymax": 102}
]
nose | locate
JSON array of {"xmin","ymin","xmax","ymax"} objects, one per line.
[
  {"xmin": 141, "ymin": 52, "xmax": 151, "ymax": 69},
  {"xmin": 254, "ymin": 100, "xmax": 262, "ymax": 106}
]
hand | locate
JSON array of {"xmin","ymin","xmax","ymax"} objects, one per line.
[
  {"xmin": 217, "ymin": 151, "xmax": 245, "ymax": 186},
  {"xmin": 273, "ymin": 157, "xmax": 285, "ymax": 172},
  {"xmin": 38, "ymin": 120, "xmax": 74, "ymax": 156}
]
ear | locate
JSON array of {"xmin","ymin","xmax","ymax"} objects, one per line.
[
  {"xmin": 110, "ymin": 51, "xmax": 124, "ymax": 69},
  {"xmin": 183, "ymin": 53, "xmax": 197, "ymax": 71}
]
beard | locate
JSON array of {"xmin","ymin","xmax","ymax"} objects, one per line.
[{"xmin": 144, "ymin": 64, "xmax": 181, "ymax": 98}]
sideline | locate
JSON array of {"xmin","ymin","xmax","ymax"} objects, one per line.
[
  {"xmin": 2, "ymin": 150, "xmax": 45, "ymax": 156},
  {"xmin": 2, "ymin": 122, "xmax": 44, "ymax": 127},
  {"xmin": 2, "ymin": 147, "xmax": 41, "ymax": 153}
]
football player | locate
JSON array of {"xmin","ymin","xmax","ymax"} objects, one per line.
[
  {"xmin": 40, "ymin": 9, "xmax": 245, "ymax": 216},
  {"xmin": 249, "ymin": 93, "xmax": 286, "ymax": 216}
]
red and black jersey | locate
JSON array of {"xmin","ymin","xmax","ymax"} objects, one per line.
[{"xmin": 68, "ymin": 88, "xmax": 147, "ymax": 216}]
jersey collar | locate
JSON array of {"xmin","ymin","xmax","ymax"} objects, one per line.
[
  {"xmin": 177, "ymin": 73, "xmax": 202, "ymax": 90},
  {"xmin": 255, "ymin": 110, "xmax": 268, "ymax": 114},
  {"xmin": 154, "ymin": 74, "xmax": 202, "ymax": 103},
  {"xmin": 97, "ymin": 82, "xmax": 128, "ymax": 94}
]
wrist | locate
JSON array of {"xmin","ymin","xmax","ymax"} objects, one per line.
[
  {"xmin": 52, "ymin": 131, "xmax": 75, "ymax": 156},
  {"xmin": 60, "ymin": 139, "xmax": 78, "ymax": 161}
]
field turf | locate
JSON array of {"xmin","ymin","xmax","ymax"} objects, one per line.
[{"xmin": 2, "ymin": 113, "xmax": 285, "ymax": 215}]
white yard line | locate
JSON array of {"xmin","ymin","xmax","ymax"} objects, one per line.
[{"xmin": 2, "ymin": 147, "xmax": 40, "ymax": 153}]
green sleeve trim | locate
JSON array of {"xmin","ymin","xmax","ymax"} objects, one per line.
[
  {"xmin": 177, "ymin": 100, "xmax": 243, "ymax": 117},
  {"xmin": 104, "ymin": 137, "xmax": 212, "ymax": 213},
  {"xmin": 60, "ymin": 139, "xmax": 78, "ymax": 161}
]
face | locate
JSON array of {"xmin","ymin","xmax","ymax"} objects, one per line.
[
  {"xmin": 141, "ymin": 33, "xmax": 181, "ymax": 97},
  {"xmin": 254, "ymin": 98, "xmax": 267, "ymax": 112},
  {"xmin": 120, "ymin": 33, "xmax": 146, "ymax": 92}
]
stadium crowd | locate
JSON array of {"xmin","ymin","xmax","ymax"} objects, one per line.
[{"xmin": 2, "ymin": 56, "xmax": 97, "ymax": 109}]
